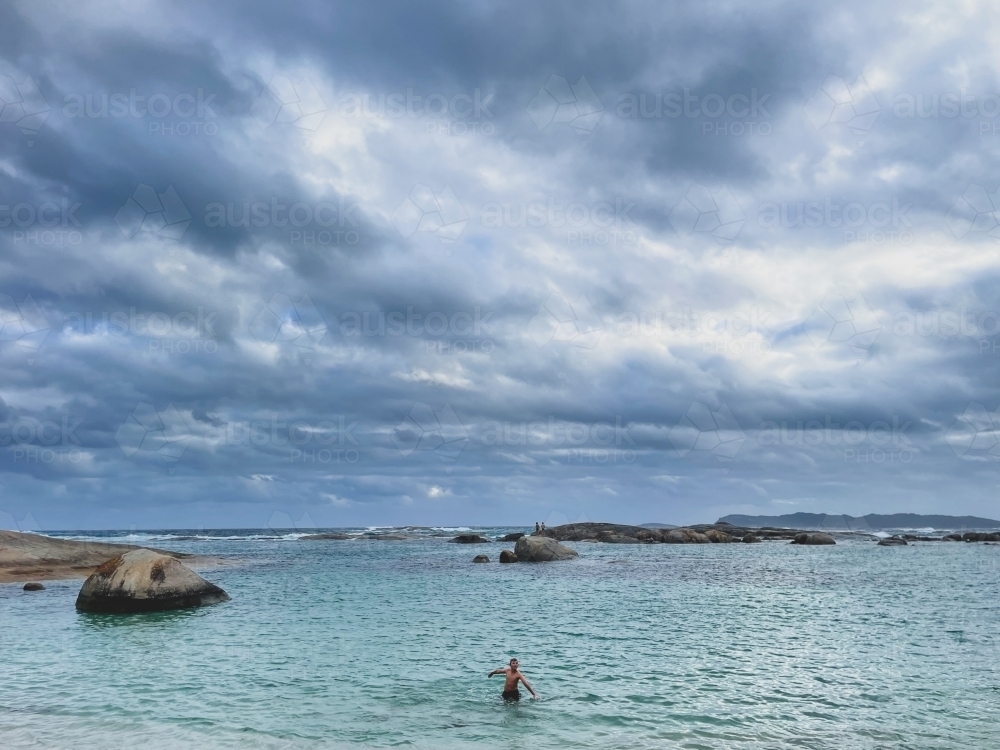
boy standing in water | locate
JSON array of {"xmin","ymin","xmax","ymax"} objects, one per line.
[{"xmin": 488, "ymin": 658, "xmax": 539, "ymax": 700}]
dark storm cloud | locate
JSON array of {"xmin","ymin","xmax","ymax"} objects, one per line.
[{"xmin": 1, "ymin": 0, "xmax": 999, "ymax": 530}]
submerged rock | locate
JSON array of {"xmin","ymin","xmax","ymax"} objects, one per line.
[
  {"xmin": 300, "ymin": 533, "xmax": 353, "ymax": 540},
  {"xmin": 878, "ymin": 536, "xmax": 908, "ymax": 546},
  {"xmin": 514, "ymin": 535, "xmax": 578, "ymax": 562},
  {"xmin": 75, "ymin": 549, "xmax": 229, "ymax": 614},
  {"xmin": 791, "ymin": 532, "xmax": 836, "ymax": 546},
  {"xmin": 499, "ymin": 549, "xmax": 518, "ymax": 563},
  {"xmin": 500, "ymin": 532, "xmax": 525, "ymax": 542},
  {"xmin": 473, "ymin": 555, "xmax": 489, "ymax": 563},
  {"xmin": 23, "ymin": 582, "xmax": 45, "ymax": 591},
  {"xmin": 449, "ymin": 534, "xmax": 490, "ymax": 544}
]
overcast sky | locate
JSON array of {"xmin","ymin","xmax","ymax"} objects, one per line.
[{"xmin": 2, "ymin": 0, "xmax": 1000, "ymax": 530}]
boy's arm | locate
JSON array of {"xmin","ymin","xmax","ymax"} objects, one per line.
[
  {"xmin": 487, "ymin": 667, "xmax": 507, "ymax": 678},
  {"xmin": 518, "ymin": 673, "xmax": 539, "ymax": 698}
]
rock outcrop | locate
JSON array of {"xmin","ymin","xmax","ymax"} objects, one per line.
[
  {"xmin": 961, "ymin": 531, "xmax": 1000, "ymax": 542},
  {"xmin": 23, "ymin": 582, "xmax": 44, "ymax": 591},
  {"xmin": 0, "ymin": 529, "xmax": 200, "ymax": 584},
  {"xmin": 473, "ymin": 554, "xmax": 489, "ymax": 563},
  {"xmin": 300, "ymin": 532, "xmax": 353, "ymax": 540},
  {"xmin": 449, "ymin": 534, "xmax": 490, "ymax": 544},
  {"xmin": 791, "ymin": 532, "xmax": 836, "ymax": 546},
  {"xmin": 536, "ymin": 522, "xmax": 738, "ymax": 544},
  {"xmin": 499, "ymin": 549, "xmax": 518, "ymax": 563},
  {"xmin": 877, "ymin": 536, "xmax": 908, "ymax": 546},
  {"xmin": 500, "ymin": 532, "xmax": 525, "ymax": 542},
  {"xmin": 75, "ymin": 549, "xmax": 230, "ymax": 614},
  {"xmin": 514, "ymin": 535, "xmax": 578, "ymax": 562}
]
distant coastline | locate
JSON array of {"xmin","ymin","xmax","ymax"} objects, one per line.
[{"xmin": 715, "ymin": 512, "xmax": 1000, "ymax": 531}]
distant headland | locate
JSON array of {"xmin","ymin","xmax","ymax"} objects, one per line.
[{"xmin": 715, "ymin": 513, "xmax": 1000, "ymax": 530}]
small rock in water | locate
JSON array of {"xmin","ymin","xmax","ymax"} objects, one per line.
[
  {"xmin": 499, "ymin": 549, "xmax": 518, "ymax": 563},
  {"xmin": 473, "ymin": 555, "xmax": 489, "ymax": 563},
  {"xmin": 742, "ymin": 533, "xmax": 760, "ymax": 543},
  {"xmin": 878, "ymin": 536, "xmax": 908, "ymax": 546},
  {"xmin": 23, "ymin": 582, "xmax": 45, "ymax": 591},
  {"xmin": 75, "ymin": 549, "xmax": 229, "ymax": 614},
  {"xmin": 449, "ymin": 534, "xmax": 490, "ymax": 544},
  {"xmin": 790, "ymin": 532, "xmax": 836, "ymax": 546}
]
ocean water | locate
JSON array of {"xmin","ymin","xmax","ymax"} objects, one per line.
[{"xmin": 2, "ymin": 529, "xmax": 999, "ymax": 749}]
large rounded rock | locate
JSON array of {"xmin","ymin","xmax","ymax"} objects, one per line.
[
  {"xmin": 514, "ymin": 535, "xmax": 578, "ymax": 562},
  {"xmin": 791, "ymin": 532, "xmax": 836, "ymax": 545},
  {"xmin": 23, "ymin": 582, "xmax": 45, "ymax": 591},
  {"xmin": 473, "ymin": 554, "xmax": 490, "ymax": 563},
  {"xmin": 75, "ymin": 549, "xmax": 230, "ymax": 613},
  {"xmin": 499, "ymin": 549, "xmax": 518, "ymax": 563},
  {"xmin": 742, "ymin": 533, "xmax": 761, "ymax": 543},
  {"xmin": 449, "ymin": 534, "xmax": 490, "ymax": 544},
  {"xmin": 500, "ymin": 532, "xmax": 525, "ymax": 542}
]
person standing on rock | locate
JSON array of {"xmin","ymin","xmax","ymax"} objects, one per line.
[
  {"xmin": 535, "ymin": 522, "xmax": 540, "ymax": 533},
  {"xmin": 488, "ymin": 658, "xmax": 538, "ymax": 701}
]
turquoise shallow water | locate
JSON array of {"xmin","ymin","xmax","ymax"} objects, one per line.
[{"xmin": 2, "ymin": 529, "xmax": 1000, "ymax": 749}]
